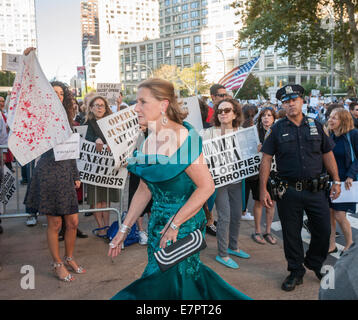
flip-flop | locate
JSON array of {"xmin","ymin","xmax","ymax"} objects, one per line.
[
  {"xmin": 263, "ymin": 233, "xmax": 277, "ymax": 245},
  {"xmin": 251, "ymin": 232, "xmax": 266, "ymax": 245}
]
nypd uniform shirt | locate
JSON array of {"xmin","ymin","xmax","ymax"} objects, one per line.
[{"xmin": 261, "ymin": 115, "xmax": 335, "ymax": 179}]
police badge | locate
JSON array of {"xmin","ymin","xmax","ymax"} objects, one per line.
[{"xmin": 285, "ymin": 86, "xmax": 293, "ymax": 94}]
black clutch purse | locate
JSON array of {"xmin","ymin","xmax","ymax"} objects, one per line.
[
  {"xmin": 154, "ymin": 229, "xmax": 206, "ymax": 272},
  {"xmin": 154, "ymin": 210, "xmax": 207, "ymax": 272}
]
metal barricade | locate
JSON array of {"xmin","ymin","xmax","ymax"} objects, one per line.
[{"xmin": 0, "ymin": 144, "xmax": 125, "ymax": 227}]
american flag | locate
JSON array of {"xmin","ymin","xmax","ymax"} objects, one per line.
[{"xmin": 218, "ymin": 56, "xmax": 260, "ymax": 91}]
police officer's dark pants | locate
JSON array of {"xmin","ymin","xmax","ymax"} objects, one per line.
[{"xmin": 277, "ymin": 187, "xmax": 330, "ymax": 277}]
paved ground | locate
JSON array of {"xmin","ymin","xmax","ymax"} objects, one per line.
[{"xmin": 0, "ymin": 167, "xmax": 323, "ymax": 300}]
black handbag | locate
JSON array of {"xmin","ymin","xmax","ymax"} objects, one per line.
[{"xmin": 154, "ymin": 212, "xmax": 207, "ymax": 272}]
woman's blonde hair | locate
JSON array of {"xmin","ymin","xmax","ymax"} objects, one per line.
[
  {"xmin": 138, "ymin": 78, "xmax": 187, "ymax": 124},
  {"xmin": 85, "ymin": 95, "xmax": 112, "ymax": 122},
  {"xmin": 329, "ymin": 108, "xmax": 354, "ymax": 136}
]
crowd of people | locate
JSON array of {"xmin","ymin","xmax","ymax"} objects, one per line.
[{"xmin": 0, "ymin": 48, "xmax": 357, "ymax": 299}]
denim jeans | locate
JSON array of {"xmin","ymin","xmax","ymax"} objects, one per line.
[{"xmin": 215, "ymin": 182, "xmax": 242, "ymax": 257}]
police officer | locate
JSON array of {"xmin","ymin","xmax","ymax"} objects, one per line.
[{"xmin": 259, "ymin": 84, "xmax": 341, "ymax": 292}]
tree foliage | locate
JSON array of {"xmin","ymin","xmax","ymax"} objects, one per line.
[
  {"xmin": 0, "ymin": 71, "xmax": 15, "ymax": 87},
  {"xmin": 153, "ymin": 63, "xmax": 211, "ymax": 96},
  {"xmin": 232, "ymin": 0, "xmax": 358, "ymax": 95},
  {"xmin": 234, "ymin": 74, "xmax": 269, "ymax": 100}
]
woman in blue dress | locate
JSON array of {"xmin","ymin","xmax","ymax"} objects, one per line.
[
  {"xmin": 108, "ymin": 78, "xmax": 251, "ymax": 300},
  {"xmin": 327, "ymin": 108, "xmax": 358, "ymax": 255}
]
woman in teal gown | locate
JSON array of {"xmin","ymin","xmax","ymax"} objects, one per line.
[{"xmin": 108, "ymin": 78, "xmax": 251, "ymax": 300}]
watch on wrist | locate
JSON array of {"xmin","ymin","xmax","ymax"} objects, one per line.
[{"xmin": 333, "ymin": 181, "xmax": 341, "ymax": 185}]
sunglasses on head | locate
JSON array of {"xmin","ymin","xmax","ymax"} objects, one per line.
[
  {"xmin": 215, "ymin": 93, "xmax": 227, "ymax": 98},
  {"xmin": 217, "ymin": 107, "xmax": 233, "ymax": 114}
]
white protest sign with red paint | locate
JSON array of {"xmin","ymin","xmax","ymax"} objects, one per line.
[{"xmin": 7, "ymin": 51, "xmax": 72, "ymax": 166}]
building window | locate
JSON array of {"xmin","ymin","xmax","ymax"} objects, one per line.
[
  {"xmin": 265, "ymin": 57, "xmax": 274, "ymax": 69},
  {"xmin": 194, "ymin": 35, "xmax": 201, "ymax": 44},
  {"xmin": 288, "ymin": 75, "xmax": 296, "ymax": 83},
  {"xmin": 194, "ymin": 55, "xmax": 201, "ymax": 63},
  {"xmin": 277, "ymin": 56, "xmax": 288, "ymax": 68},
  {"xmin": 183, "ymin": 56, "xmax": 191, "ymax": 65},
  {"xmin": 174, "ymin": 39, "xmax": 182, "ymax": 47},
  {"xmin": 183, "ymin": 37, "xmax": 190, "ymax": 45},
  {"xmin": 301, "ymin": 75, "xmax": 308, "ymax": 84},
  {"xmin": 175, "ymin": 48, "xmax": 182, "ymax": 56},
  {"xmin": 239, "ymin": 50, "xmax": 248, "ymax": 58},
  {"xmin": 194, "ymin": 45, "xmax": 201, "ymax": 54},
  {"xmin": 183, "ymin": 47, "xmax": 191, "ymax": 55},
  {"xmin": 176, "ymin": 57, "xmax": 182, "ymax": 66},
  {"xmin": 277, "ymin": 75, "xmax": 288, "ymax": 86}
]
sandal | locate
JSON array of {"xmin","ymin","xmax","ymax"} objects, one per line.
[
  {"xmin": 251, "ymin": 232, "xmax": 266, "ymax": 245},
  {"xmin": 92, "ymin": 226, "xmax": 109, "ymax": 239},
  {"xmin": 64, "ymin": 256, "xmax": 86, "ymax": 274},
  {"xmin": 52, "ymin": 262, "xmax": 75, "ymax": 282},
  {"xmin": 263, "ymin": 233, "xmax": 277, "ymax": 245}
]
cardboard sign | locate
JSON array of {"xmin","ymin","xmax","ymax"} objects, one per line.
[
  {"xmin": 1, "ymin": 53, "xmax": 22, "ymax": 72},
  {"xmin": 73, "ymin": 125, "xmax": 88, "ymax": 139},
  {"xmin": 96, "ymin": 83, "xmax": 121, "ymax": 106},
  {"xmin": 203, "ymin": 127, "xmax": 261, "ymax": 188},
  {"xmin": 182, "ymin": 97, "xmax": 203, "ymax": 131},
  {"xmin": 54, "ymin": 133, "xmax": 80, "ymax": 161},
  {"xmin": 0, "ymin": 166, "xmax": 16, "ymax": 205},
  {"xmin": 96, "ymin": 105, "xmax": 140, "ymax": 168},
  {"xmin": 77, "ymin": 139, "xmax": 128, "ymax": 189}
]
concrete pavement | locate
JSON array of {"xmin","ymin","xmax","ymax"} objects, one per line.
[{"xmin": 0, "ymin": 173, "xmax": 322, "ymax": 300}]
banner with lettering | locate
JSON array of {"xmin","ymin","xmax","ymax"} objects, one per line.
[
  {"xmin": 96, "ymin": 105, "xmax": 140, "ymax": 168},
  {"xmin": 77, "ymin": 139, "xmax": 128, "ymax": 189}
]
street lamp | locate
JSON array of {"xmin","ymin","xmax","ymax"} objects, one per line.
[
  {"xmin": 135, "ymin": 63, "xmax": 154, "ymax": 78},
  {"xmin": 203, "ymin": 42, "xmax": 226, "ymax": 75},
  {"xmin": 324, "ymin": 6, "xmax": 335, "ymax": 100}
]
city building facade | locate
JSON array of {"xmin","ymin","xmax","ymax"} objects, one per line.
[{"xmin": 0, "ymin": 0, "xmax": 37, "ymax": 67}]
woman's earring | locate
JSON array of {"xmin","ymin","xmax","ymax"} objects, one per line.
[{"xmin": 161, "ymin": 111, "xmax": 168, "ymax": 126}]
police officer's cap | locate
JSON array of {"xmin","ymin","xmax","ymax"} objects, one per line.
[{"xmin": 276, "ymin": 84, "xmax": 304, "ymax": 102}]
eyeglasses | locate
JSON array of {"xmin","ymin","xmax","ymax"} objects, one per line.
[
  {"xmin": 93, "ymin": 104, "xmax": 105, "ymax": 109},
  {"xmin": 217, "ymin": 108, "xmax": 233, "ymax": 114},
  {"xmin": 215, "ymin": 93, "xmax": 227, "ymax": 98}
]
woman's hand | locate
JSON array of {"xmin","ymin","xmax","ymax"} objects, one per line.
[
  {"xmin": 74, "ymin": 180, "xmax": 81, "ymax": 189},
  {"xmin": 257, "ymin": 143, "xmax": 262, "ymax": 153},
  {"xmin": 108, "ymin": 232, "xmax": 126, "ymax": 258},
  {"xmin": 95, "ymin": 138, "xmax": 104, "ymax": 152},
  {"xmin": 159, "ymin": 219, "xmax": 179, "ymax": 249},
  {"xmin": 345, "ymin": 177, "xmax": 353, "ymax": 191},
  {"xmin": 23, "ymin": 47, "xmax": 36, "ymax": 56}
]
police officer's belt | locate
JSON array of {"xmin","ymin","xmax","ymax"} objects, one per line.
[
  {"xmin": 283, "ymin": 178, "xmax": 312, "ymax": 192},
  {"xmin": 280, "ymin": 175, "xmax": 330, "ymax": 192}
]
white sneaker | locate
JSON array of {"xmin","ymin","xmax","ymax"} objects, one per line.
[
  {"xmin": 138, "ymin": 231, "xmax": 148, "ymax": 245},
  {"xmin": 26, "ymin": 216, "xmax": 37, "ymax": 226},
  {"xmin": 241, "ymin": 212, "xmax": 254, "ymax": 221}
]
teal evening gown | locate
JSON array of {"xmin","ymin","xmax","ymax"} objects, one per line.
[{"xmin": 111, "ymin": 122, "xmax": 251, "ymax": 300}]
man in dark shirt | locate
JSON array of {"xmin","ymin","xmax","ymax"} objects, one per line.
[
  {"xmin": 349, "ymin": 101, "xmax": 358, "ymax": 129},
  {"xmin": 259, "ymin": 84, "xmax": 341, "ymax": 292}
]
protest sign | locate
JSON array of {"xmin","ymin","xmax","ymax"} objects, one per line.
[
  {"xmin": 54, "ymin": 133, "xmax": 80, "ymax": 161},
  {"xmin": 73, "ymin": 125, "xmax": 88, "ymax": 139},
  {"xmin": 96, "ymin": 105, "xmax": 140, "ymax": 168},
  {"xmin": 1, "ymin": 53, "xmax": 21, "ymax": 72},
  {"xmin": 96, "ymin": 83, "xmax": 121, "ymax": 106},
  {"xmin": 332, "ymin": 182, "xmax": 358, "ymax": 203},
  {"xmin": 77, "ymin": 139, "xmax": 128, "ymax": 189},
  {"xmin": 6, "ymin": 51, "xmax": 72, "ymax": 166},
  {"xmin": 0, "ymin": 166, "xmax": 16, "ymax": 205},
  {"xmin": 203, "ymin": 126, "xmax": 261, "ymax": 188},
  {"xmin": 182, "ymin": 97, "xmax": 203, "ymax": 131}
]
